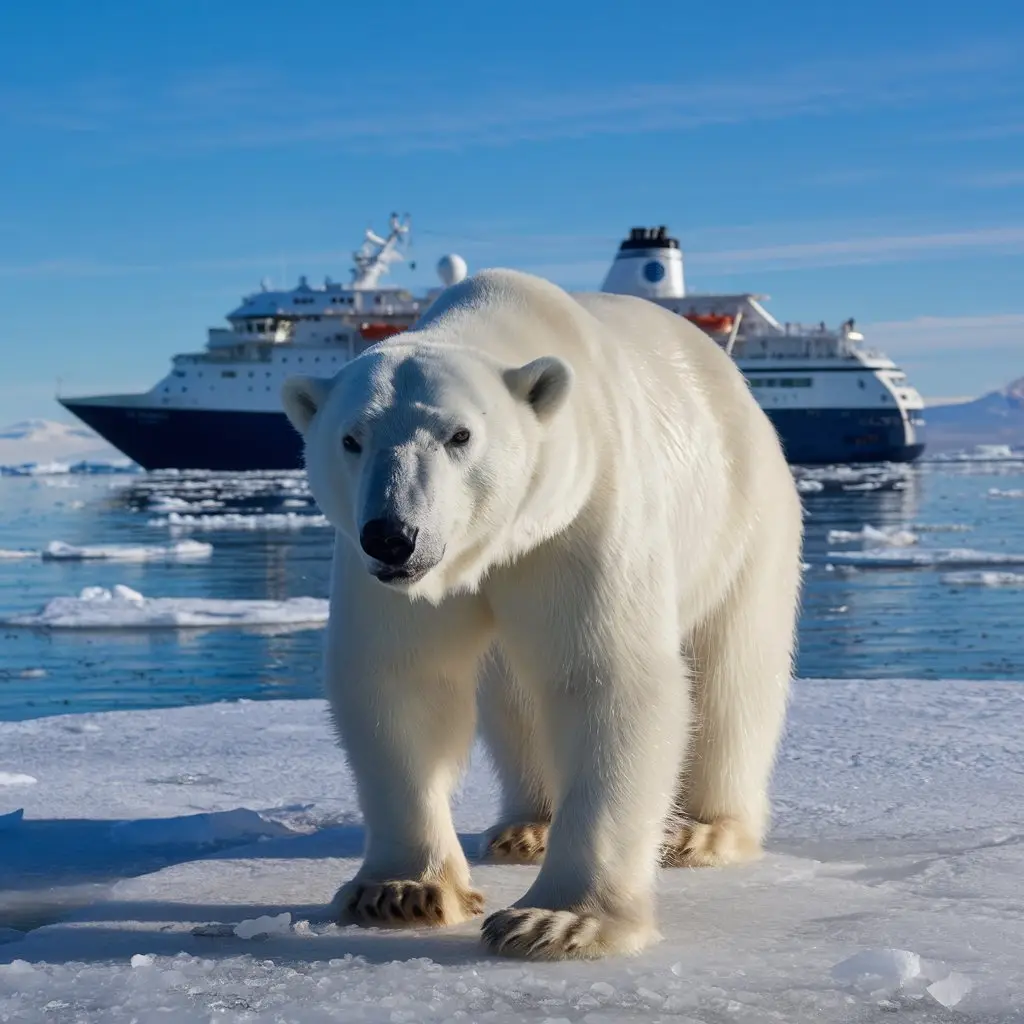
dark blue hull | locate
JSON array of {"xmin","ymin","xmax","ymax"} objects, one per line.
[
  {"xmin": 61, "ymin": 401, "xmax": 925, "ymax": 471},
  {"xmin": 60, "ymin": 403, "xmax": 305, "ymax": 471},
  {"xmin": 766, "ymin": 408, "xmax": 925, "ymax": 465}
]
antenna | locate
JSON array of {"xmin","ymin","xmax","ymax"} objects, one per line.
[{"xmin": 350, "ymin": 212, "xmax": 412, "ymax": 290}]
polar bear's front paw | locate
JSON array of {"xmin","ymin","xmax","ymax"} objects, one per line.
[
  {"xmin": 482, "ymin": 908, "xmax": 605, "ymax": 960},
  {"xmin": 660, "ymin": 816, "xmax": 762, "ymax": 868},
  {"xmin": 481, "ymin": 907, "xmax": 651, "ymax": 960},
  {"xmin": 333, "ymin": 878, "xmax": 485, "ymax": 929},
  {"xmin": 481, "ymin": 822, "xmax": 549, "ymax": 864}
]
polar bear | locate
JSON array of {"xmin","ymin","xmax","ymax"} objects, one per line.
[{"xmin": 281, "ymin": 268, "xmax": 803, "ymax": 961}]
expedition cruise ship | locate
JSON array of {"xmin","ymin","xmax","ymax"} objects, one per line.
[{"xmin": 60, "ymin": 215, "xmax": 926, "ymax": 470}]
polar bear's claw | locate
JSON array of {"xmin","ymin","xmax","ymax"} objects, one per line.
[
  {"xmin": 482, "ymin": 822, "xmax": 549, "ymax": 864},
  {"xmin": 335, "ymin": 879, "xmax": 484, "ymax": 929},
  {"xmin": 660, "ymin": 817, "xmax": 762, "ymax": 868},
  {"xmin": 482, "ymin": 908, "xmax": 610, "ymax": 960}
]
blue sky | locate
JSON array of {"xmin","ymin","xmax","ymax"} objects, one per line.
[{"xmin": 1, "ymin": 0, "xmax": 1022, "ymax": 424}]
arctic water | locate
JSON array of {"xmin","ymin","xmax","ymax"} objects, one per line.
[{"xmin": 1, "ymin": 455, "xmax": 1022, "ymax": 721}]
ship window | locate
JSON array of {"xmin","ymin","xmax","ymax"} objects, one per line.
[
  {"xmin": 221, "ymin": 370, "xmax": 237, "ymax": 378},
  {"xmin": 779, "ymin": 378, "xmax": 812, "ymax": 388},
  {"xmin": 173, "ymin": 370, "xmax": 186, "ymax": 378}
]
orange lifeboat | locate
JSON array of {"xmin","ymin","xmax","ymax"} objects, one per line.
[
  {"xmin": 359, "ymin": 322, "xmax": 406, "ymax": 342},
  {"xmin": 684, "ymin": 313, "xmax": 734, "ymax": 334}
]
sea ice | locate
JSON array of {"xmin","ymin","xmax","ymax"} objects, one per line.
[
  {"xmin": 41, "ymin": 539, "xmax": 213, "ymax": 561},
  {"xmin": 233, "ymin": 912, "xmax": 293, "ymax": 939},
  {"xmin": 824, "ymin": 547, "xmax": 1024, "ymax": 569},
  {"xmin": 148, "ymin": 511, "xmax": 329, "ymax": 530},
  {"xmin": 827, "ymin": 523, "xmax": 918, "ymax": 547},
  {"xmin": 0, "ymin": 773, "xmax": 37, "ymax": 787},
  {"xmin": 2, "ymin": 585, "xmax": 329, "ymax": 630}
]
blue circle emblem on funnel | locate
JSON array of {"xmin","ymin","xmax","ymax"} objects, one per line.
[{"xmin": 642, "ymin": 260, "xmax": 666, "ymax": 283}]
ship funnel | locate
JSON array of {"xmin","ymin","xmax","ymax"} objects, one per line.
[{"xmin": 600, "ymin": 225, "xmax": 685, "ymax": 300}]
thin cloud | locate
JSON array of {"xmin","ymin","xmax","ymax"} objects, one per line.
[
  {"xmin": 689, "ymin": 226, "xmax": 1024, "ymax": 272},
  {"xmin": 863, "ymin": 313, "xmax": 1024, "ymax": 353},
  {"xmin": 3, "ymin": 41, "xmax": 1018, "ymax": 156}
]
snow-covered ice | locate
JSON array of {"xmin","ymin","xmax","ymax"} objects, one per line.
[
  {"xmin": 790, "ymin": 463, "xmax": 912, "ymax": 493},
  {"xmin": 827, "ymin": 523, "xmax": 919, "ymax": 546},
  {"xmin": 1, "ymin": 678, "xmax": 1022, "ymax": 1021},
  {"xmin": 35, "ymin": 540, "xmax": 213, "ymax": 562},
  {"xmin": 147, "ymin": 495, "xmax": 226, "ymax": 512},
  {"xmin": 2, "ymin": 585, "xmax": 329, "ymax": 630},
  {"xmin": 989, "ymin": 487, "xmax": 1024, "ymax": 498},
  {"xmin": 825, "ymin": 547, "xmax": 1024, "ymax": 569},
  {"xmin": 149, "ymin": 511, "xmax": 329, "ymax": 531}
]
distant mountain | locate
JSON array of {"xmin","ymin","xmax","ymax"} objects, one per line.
[
  {"xmin": 924, "ymin": 376, "xmax": 1024, "ymax": 454},
  {"xmin": 0, "ymin": 418, "xmax": 121, "ymax": 467}
]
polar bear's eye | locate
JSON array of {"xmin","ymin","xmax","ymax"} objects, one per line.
[
  {"xmin": 342, "ymin": 434, "xmax": 362, "ymax": 454},
  {"xmin": 449, "ymin": 428, "xmax": 471, "ymax": 447}
]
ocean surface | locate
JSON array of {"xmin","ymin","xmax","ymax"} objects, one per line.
[{"xmin": 1, "ymin": 455, "xmax": 1022, "ymax": 721}]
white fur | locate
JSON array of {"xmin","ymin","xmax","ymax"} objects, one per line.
[{"xmin": 282, "ymin": 269, "xmax": 803, "ymax": 959}]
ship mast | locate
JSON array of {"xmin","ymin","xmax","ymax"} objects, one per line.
[{"xmin": 350, "ymin": 213, "xmax": 411, "ymax": 290}]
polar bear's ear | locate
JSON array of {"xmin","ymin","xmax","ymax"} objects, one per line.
[
  {"xmin": 281, "ymin": 376, "xmax": 332, "ymax": 434},
  {"xmin": 502, "ymin": 357, "xmax": 573, "ymax": 423}
]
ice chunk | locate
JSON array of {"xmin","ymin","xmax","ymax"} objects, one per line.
[
  {"xmin": 0, "ymin": 772, "xmax": 37, "ymax": 786},
  {"xmin": 831, "ymin": 948, "xmax": 921, "ymax": 991},
  {"xmin": 827, "ymin": 524, "xmax": 918, "ymax": 547},
  {"xmin": 825, "ymin": 547, "xmax": 1024, "ymax": 569},
  {"xmin": 3, "ymin": 586, "xmax": 329, "ymax": 630},
  {"xmin": 130, "ymin": 954, "xmax": 154, "ymax": 968},
  {"xmin": 234, "ymin": 912, "xmax": 292, "ymax": 939},
  {"xmin": 148, "ymin": 511, "xmax": 329, "ymax": 530},
  {"xmin": 41, "ymin": 539, "xmax": 212, "ymax": 561},
  {"xmin": 148, "ymin": 495, "xmax": 225, "ymax": 511},
  {"xmin": 926, "ymin": 971, "xmax": 972, "ymax": 1008}
]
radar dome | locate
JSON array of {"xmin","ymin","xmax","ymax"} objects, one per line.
[{"xmin": 437, "ymin": 253, "xmax": 468, "ymax": 287}]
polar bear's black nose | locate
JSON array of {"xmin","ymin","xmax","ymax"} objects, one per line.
[{"xmin": 360, "ymin": 518, "xmax": 418, "ymax": 566}]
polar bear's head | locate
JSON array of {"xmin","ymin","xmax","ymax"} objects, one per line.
[{"xmin": 282, "ymin": 342, "xmax": 572, "ymax": 600}]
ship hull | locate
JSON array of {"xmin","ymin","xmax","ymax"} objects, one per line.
[
  {"xmin": 62, "ymin": 400, "xmax": 925, "ymax": 471},
  {"xmin": 766, "ymin": 407, "xmax": 925, "ymax": 465},
  {"xmin": 59, "ymin": 402, "xmax": 304, "ymax": 472}
]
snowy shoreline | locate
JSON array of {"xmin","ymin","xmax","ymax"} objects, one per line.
[{"xmin": 2, "ymin": 677, "xmax": 1023, "ymax": 1021}]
